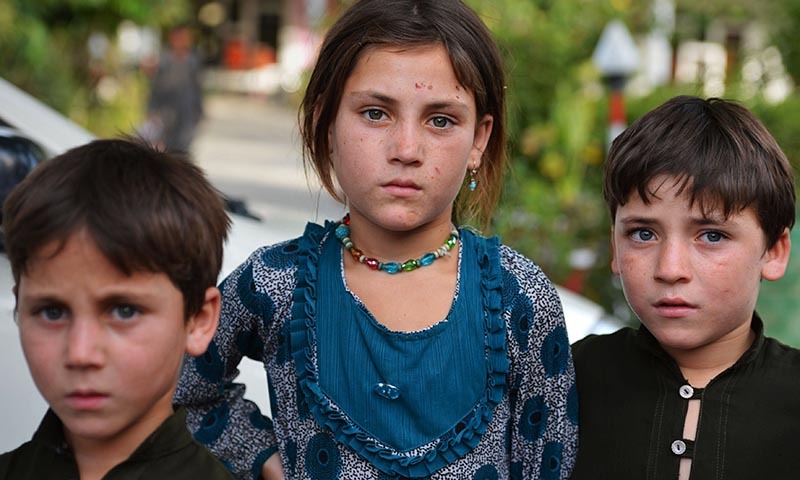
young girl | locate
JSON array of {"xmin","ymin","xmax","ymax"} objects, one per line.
[{"xmin": 176, "ymin": 1, "xmax": 577, "ymax": 479}]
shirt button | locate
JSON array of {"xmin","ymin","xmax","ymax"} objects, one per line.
[
  {"xmin": 671, "ymin": 440, "xmax": 687, "ymax": 455},
  {"xmin": 679, "ymin": 385, "xmax": 694, "ymax": 399},
  {"xmin": 374, "ymin": 382, "xmax": 400, "ymax": 400}
]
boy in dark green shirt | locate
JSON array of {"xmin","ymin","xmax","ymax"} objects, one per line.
[
  {"xmin": 0, "ymin": 139, "xmax": 235, "ymax": 479},
  {"xmin": 572, "ymin": 96, "xmax": 800, "ymax": 479}
]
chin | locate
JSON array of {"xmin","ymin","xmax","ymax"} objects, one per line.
[{"xmin": 644, "ymin": 323, "xmax": 704, "ymax": 351}]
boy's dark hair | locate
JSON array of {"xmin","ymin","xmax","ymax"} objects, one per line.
[
  {"xmin": 604, "ymin": 95, "xmax": 795, "ymax": 248},
  {"xmin": 3, "ymin": 138, "xmax": 230, "ymax": 317},
  {"xmin": 300, "ymin": 0, "xmax": 507, "ymax": 230}
]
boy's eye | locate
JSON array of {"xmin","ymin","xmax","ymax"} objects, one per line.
[
  {"xmin": 112, "ymin": 304, "xmax": 140, "ymax": 321},
  {"xmin": 631, "ymin": 229, "xmax": 655, "ymax": 242},
  {"xmin": 39, "ymin": 306, "xmax": 65, "ymax": 322},
  {"xmin": 701, "ymin": 231, "xmax": 725, "ymax": 243},
  {"xmin": 430, "ymin": 116, "xmax": 452, "ymax": 128},
  {"xmin": 364, "ymin": 109, "xmax": 386, "ymax": 121}
]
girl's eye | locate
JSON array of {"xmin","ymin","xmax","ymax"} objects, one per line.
[
  {"xmin": 430, "ymin": 116, "xmax": 452, "ymax": 128},
  {"xmin": 631, "ymin": 229, "xmax": 655, "ymax": 242},
  {"xmin": 364, "ymin": 109, "xmax": 385, "ymax": 121},
  {"xmin": 112, "ymin": 304, "xmax": 140, "ymax": 321}
]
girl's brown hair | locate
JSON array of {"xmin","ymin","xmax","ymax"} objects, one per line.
[{"xmin": 300, "ymin": 0, "xmax": 507, "ymax": 231}]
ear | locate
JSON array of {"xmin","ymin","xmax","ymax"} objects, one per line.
[
  {"xmin": 761, "ymin": 228, "xmax": 791, "ymax": 281},
  {"xmin": 468, "ymin": 114, "xmax": 493, "ymax": 170},
  {"xmin": 184, "ymin": 286, "xmax": 222, "ymax": 356},
  {"xmin": 610, "ymin": 226, "xmax": 621, "ymax": 276}
]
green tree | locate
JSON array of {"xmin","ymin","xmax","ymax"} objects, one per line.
[
  {"xmin": 0, "ymin": 0, "xmax": 190, "ymax": 135},
  {"xmin": 467, "ymin": 0, "xmax": 800, "ymax": 344},
  {"xmin": 466, "ymin": 0, "xmax": 649, "ymax": 305}
]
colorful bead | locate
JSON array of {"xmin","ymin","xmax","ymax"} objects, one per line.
[
  {"xmin": 336, "ymin": 213, "xmax": 458, "ymax": 275},
  {"xmin": 335, "ymin": 224, "xmax": 349, "ymax": 240},
  {"xmin": 382, "ymin": 262, "xmax": 401, "ymax": 274},
  {"xmin": 401, "ymin": 259, "xmax": 419, "ymax": 271}
]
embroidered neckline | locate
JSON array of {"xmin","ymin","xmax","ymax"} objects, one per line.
[{"xmin": 289, "ymin": 221, "xmax": 508, "ymax": 477}]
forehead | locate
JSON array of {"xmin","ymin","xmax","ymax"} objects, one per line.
[
  {"xmin": 625, "ymin": 176, "xmax": 722, "ymax": 214},
  {"xmin": 618, "ymin": 177, "xmax": 767, "ymax": 230},
  {"xmin": 346, "ymin": 43, "xmax": 471, "ymax": 98}
]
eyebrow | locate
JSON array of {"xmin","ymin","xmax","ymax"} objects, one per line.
[
  {"xmin": 618, "ymin": 214, "xmax": 729, "ymax": 227},
  {"xmin": 18, "ymin": 293, "xmax": 64, "ymax": 307},
  {"xmin": 347, "ymin": 90, "xmax": 471, "ymax": 112}
]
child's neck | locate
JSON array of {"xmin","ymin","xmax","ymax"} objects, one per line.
[
  {"xmin": 66, "ymin": 404, "xmax": 174, "ymax": 480},
  {"xmin": 666, "ymin": 325, "xmax": 756, "ymax": 388}
]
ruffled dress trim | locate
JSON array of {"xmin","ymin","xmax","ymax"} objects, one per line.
[{"xmin": 289, "ymin": 221, "xmax": 508, "ymax": 478}]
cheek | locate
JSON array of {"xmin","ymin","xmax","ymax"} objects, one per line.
[
  {"xmin": 20, "ymin": 329, "xmax": 55, "ymax": 367},
  {"xmin": 20, "ymin": 334, "xmax": 60, "ymax": 394},
  {"xmin": 613, "ymin": 250, "xmax": 637, "ymax": 275}
]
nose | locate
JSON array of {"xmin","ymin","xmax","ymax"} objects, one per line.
[
  {"xmin": 65, "ymin": 318, "xmax": 105, "ymax": 369},
  {"xmin": 654, "ymin": 238, "xmax": 692, "ymax": 284},
  {"xmin": 390, "ymin": 120, "xmax": 423, "ymax": 165}
]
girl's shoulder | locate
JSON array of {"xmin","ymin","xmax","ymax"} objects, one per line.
[
  {"xmin": 246, "ymin": 221, "xmax": 331, "ymax": 272},
  {"xmin": 460, "ymin": 228, "xmax": 547, "ymax": 281}
]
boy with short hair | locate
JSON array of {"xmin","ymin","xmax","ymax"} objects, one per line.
[
  {"xmin": 571, "ymin": 96, "xmax": 800, "ymax": 479},
  {"xmin": 0, "ymin": 139, "xmax": 235, "ymax": 479}
]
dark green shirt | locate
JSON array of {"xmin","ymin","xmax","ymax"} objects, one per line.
[
  {"xmin": 0, "ymin": 407, "xmax": 235, "ymax": 480},
  {"xmin": 571, "ymin": 316, "xmax": 800, "ymax": 480}
]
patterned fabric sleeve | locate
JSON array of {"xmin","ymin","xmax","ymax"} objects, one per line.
[
  {"xmin": 175, "ymin": 247, "xmax": 282, "ymax": 480},
  {"xmin": 500, "ymin": 245, "xmax": 579, "ymax": 480}
]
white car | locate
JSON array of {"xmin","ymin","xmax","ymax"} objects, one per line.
[{"xmin": 0, "ymin": 77, "xmax": 621, "ymax": 453}]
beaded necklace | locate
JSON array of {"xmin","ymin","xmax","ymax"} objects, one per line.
[{"xmin": 334, "ymin": 214, "xmax": 459, "ymax": 274}]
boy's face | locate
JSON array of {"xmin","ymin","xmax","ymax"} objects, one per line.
[
  {"xmin": 611, "ymin": 176, "xmax": 790, "ymax": 360},
  {"xmin": 16, "ymin": 229, "xmax": 218, "ymax": 450}
]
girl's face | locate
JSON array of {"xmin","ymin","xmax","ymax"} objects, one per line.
[{"xmin": 329, "ymin": 43, "xmax": 492, "ymax": 235}]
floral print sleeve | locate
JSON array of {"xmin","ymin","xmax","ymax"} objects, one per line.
[
  {"xmin": 175, "ymin": 240, "xmax": 300, "ymax": 479},
  {"xmin": 500, "ymin": 245, "xmax": 578, "ymax": 479}
]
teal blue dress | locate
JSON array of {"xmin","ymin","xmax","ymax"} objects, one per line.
[{"xmin": 176, "ymin": 221, "xmax": 577, "ymax": 479}]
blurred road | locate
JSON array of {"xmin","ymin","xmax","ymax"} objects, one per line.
[
  {"xmin": 190, "ymin": 93, "xmax": 345, "ymax": 424},
  {"xmin": 192, "ymin": 93, "xmax": 343, "ymax": 237}
]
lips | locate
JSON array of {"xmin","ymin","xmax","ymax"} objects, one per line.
[
  {"xmin": 66, "ymin": 390, "xmax": 109, "ymax": 410},
  {"xmin": 382, "ymin": 179, "xmax": 420, "ymax": 196},
  {"xmin": 653, "ymin": 297, "xmax": 697, "ymax": 318}
]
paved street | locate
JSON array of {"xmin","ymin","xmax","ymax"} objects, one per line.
[{"xmin": 192, "ymin": 93, "xmax": 343, "ymax": 237}]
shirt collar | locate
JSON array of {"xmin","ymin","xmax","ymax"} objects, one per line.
[
  {"xmin": 30, "ymin": 406, "xmax": 193, "ymax": 461},
  {"xmin": 636, "ymin": 313, "xmax": 766, "ymax": 369}
]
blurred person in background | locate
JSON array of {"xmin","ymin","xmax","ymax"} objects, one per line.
[{"xmin": 143, "ymin": 25, "xmax": 204, "ymax": 152}]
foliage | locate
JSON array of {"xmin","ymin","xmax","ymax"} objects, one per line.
[
  {"xmin": 0, "ymin": 0, "xmax": 190, "ymax": 136},
  {"xmin": 469, "ymin": 0, "xmax": 800, "ymax": 344},
  {"xmin": 466, "ymin": 0, "xmax": 649, "ymax": 315}
]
